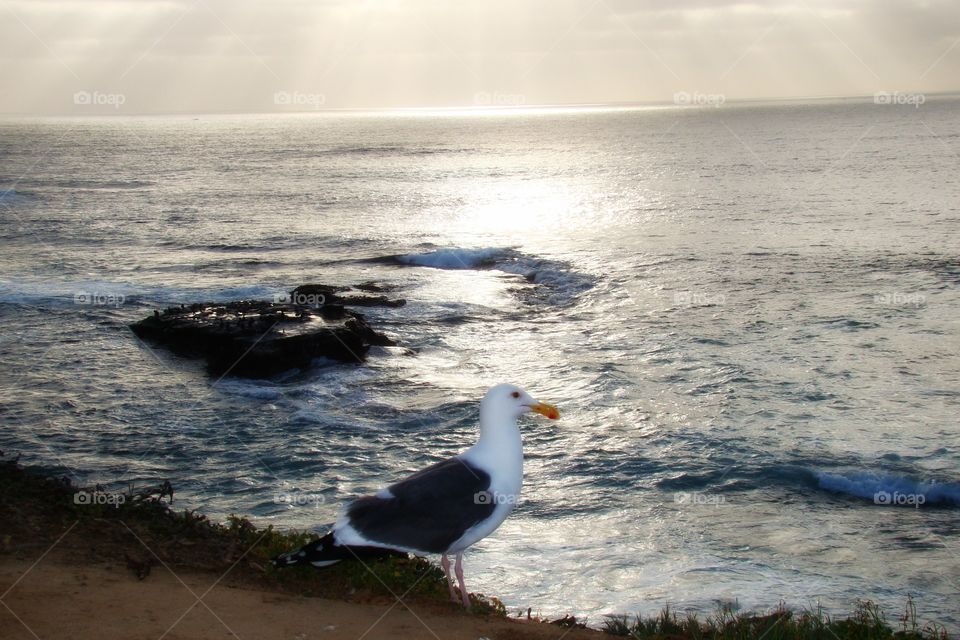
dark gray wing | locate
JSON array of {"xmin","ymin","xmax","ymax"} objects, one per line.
[{"xmin": 345, "ymin": 457, "xmax": 496, "ymax": 554}]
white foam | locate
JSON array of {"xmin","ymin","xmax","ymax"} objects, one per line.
[
  {"xmin": 396, "ymin": 247, "xmax": 505, "ymax": 270},
  {"xmin": 0, "ymin": 279, "xmax": 282, "ymax": 307},
  {"xmin": 393, "ymin": 247, "xmax": 594, "ymax": 305},
  {"xmin": 215, "ymin": 379, "xmax": 284, "ymax": 400},
  {"xmin": 816, "ymin": 471, "xmax": 960, "ymax": 506},
  {"xmin": 0, "ymin": 279, "xmax": 137, "ymax": 305}
]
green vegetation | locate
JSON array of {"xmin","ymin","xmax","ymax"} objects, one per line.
[
  {"xmin": 602, "ymin": 599, "xmax": 949, "ymax": 640},
  {"xmin": 224, "ymin": 514, "xmax": 506, "ymax": 615},
  {"xmin": 0, "ymin": 452, "xmax": 505, "ymax": 614}
]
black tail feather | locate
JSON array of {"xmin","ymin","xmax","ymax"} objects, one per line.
[{"xmin": 271, "ymin": 532, "xmax": 406, "ymax": 568}]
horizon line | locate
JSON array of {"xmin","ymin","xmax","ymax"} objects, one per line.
[{"xmin": 3, "ymin": 90, "xmax": 957, "ymax": 118}]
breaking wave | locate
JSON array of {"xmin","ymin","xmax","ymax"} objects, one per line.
[
  {"xmin": 815, "ymin": 471, "xmax": 960, "ymax": 506},
  {"xmin": 382, "ymin": 247, "xmax": 594, "ymax": 305}
]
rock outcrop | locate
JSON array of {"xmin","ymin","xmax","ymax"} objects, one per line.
[{"xmin": 130, "ymin": 285, "xmax": 403, "ymax": 378}]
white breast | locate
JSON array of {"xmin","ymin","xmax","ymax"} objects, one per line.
[{"xmin": 448, "ymin": 427, "xmax": 524, "ymax": 553}]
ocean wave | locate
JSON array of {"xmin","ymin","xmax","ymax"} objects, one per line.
[
  {"xmin": 396, "ymin": 247, "xmax": 505, "ymax": 270},
  {"xmin": 41, "ymin": 179, "xmax": 155, "ymax": 191},
  {"xmin": 215, "ymin": 379, "xmax": 284, "ymax": 400},
  {"xmin": 167, "ymin": 235, "xmax": 367, "ymax": 253},
  {"xmin": 7, "ymin": 179, "xmax": 153, "ymax": 193},
  {"xmin": 816, "ymin": 318, "xmax": 881, "ymax": 331},
  {"xmin": 651, "ymin": 458, "xmax": 960, "ymax": 508},
  {"xmin": 0, "ymin": 280, "xmax": 139, "ymax": 306},
  {"xmin": 0, "ymin": 188, "xmax": 31, "ymax": 204},
  {"xmin": 383, "ymin": 247, "xmax": 594, "ymax": 305},
  {"xmin": 317, "ymin": 145, "xmax": 472, "ymax": 157},
  {"xmin": 815, "ymin": 471, "xmax": 960, "ymax": 506},
  {"xmin": 0, "ymin": 280, "xmax": 285, "ymax": 307}
]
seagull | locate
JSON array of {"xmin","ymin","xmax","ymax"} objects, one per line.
[{"xmin": 272, "ymin": 383, "xmax": 560, "ymax": 607}]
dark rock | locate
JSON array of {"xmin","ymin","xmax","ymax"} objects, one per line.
[
  {"xmin": 290, "ymin": 284, "xmax": 406, "ymax": 308},
  {"xmin": 354, "ymin": 281, "xmax": 399, "ymax": 293},
  {"xmin": 336, "ymin": 294, "xmax": 406, "ymax": 308},
  {"xmin": 288, "ymin": 284, "xmax": 349, "ymax": 300},
  {"xmin": 550, "ymin": 615, "xmax": 586, "ymax": 629},
  {"xmin": 130, "ymin": 295, "xmax": 396, "ymax": 378}
]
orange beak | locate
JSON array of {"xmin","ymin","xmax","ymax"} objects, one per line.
[{"xmin": 528, "ymin": 401, "xmax": 560, "ymax": 420}]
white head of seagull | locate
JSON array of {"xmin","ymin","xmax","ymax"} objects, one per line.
[
  {"xmin": 270, "ymin": 383, "xmax": 559, "ymax": 609},
  {"xmin": 480, "ymin": 383, "xmax": 561, "ymax": 422},
  {"xmin": 467, "ymin": 383, "xmax": 560, "ymax": 469}
]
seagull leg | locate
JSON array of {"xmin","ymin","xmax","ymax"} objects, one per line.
[
  {"xmin": 454, "ymin": 552, "xmax": 471, "ymax": 608},
  {"xmin": 440, "ymin": 553, "xmax": 458, "ymax": 603}
]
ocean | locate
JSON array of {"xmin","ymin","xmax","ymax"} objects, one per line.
[{"xmin": 1, "ymin": 97, "xmax": 958, "ymax": 627}]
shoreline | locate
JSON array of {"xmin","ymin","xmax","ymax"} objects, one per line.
[{"xmin": 0, "ymin": 454, "xmax": 952, "ymax": 639}]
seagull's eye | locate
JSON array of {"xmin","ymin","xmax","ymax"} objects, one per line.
[{"xmin": 511, "ymin": 391, "xmax": 520, "ymax": 398}]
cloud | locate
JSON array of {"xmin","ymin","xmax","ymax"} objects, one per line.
[{"xmin": 0, "ymin": 0, "xmax": 957, "ymax": 113}]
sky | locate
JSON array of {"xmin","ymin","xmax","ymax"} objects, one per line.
[{"xmin": 1, "ymin": 0, "xmax": 958, "ymax": 114}]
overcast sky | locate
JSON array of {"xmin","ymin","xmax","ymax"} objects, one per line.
[{"xmin": 1, "ymin": 0, "xmax": 958, "ymax": 114}]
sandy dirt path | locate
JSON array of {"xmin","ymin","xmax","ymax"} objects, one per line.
[{"xmin": 0, "ymin": 559, "xmax": 602, "ymax": 640}]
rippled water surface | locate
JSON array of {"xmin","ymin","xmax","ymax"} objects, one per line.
[{"xmin": 1, "ymin": 99, "xmax": 959, "ymax": 626}]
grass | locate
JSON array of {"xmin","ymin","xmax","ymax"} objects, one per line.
[
  {"xmin": 602, "ymin": 599, "xmax": 950, "ymax": 640},
  {"xmin": 0, "ymin": 452, "xmax": 505, "ymax": 615},
  {"xmin": 225, "ymin": 514, "xmax": 506, "ymax": 615}
]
